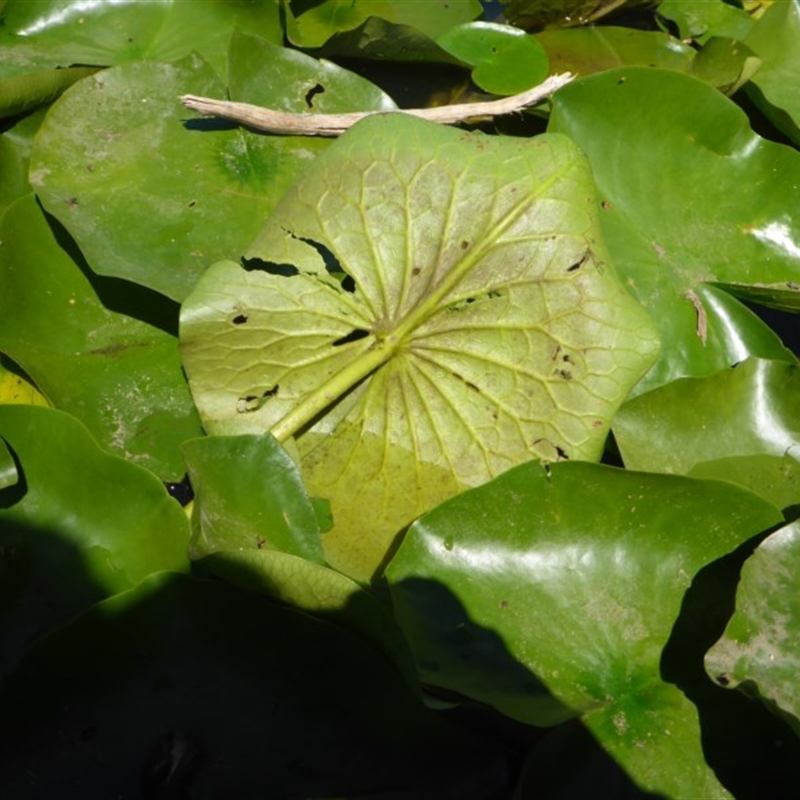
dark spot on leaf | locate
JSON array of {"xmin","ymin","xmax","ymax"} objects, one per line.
[
  {"xmin": 66, "ymin": 197, "xmax": 78, "ymax": 209},
  {"xmin": 188, "ymin": 200, "xmax": 196, "ymax": 208},
  {"xmin": 333, "ymin": 329, "xmax": 369, "ymax": 347},
  {"xmin": 500, "ymin": 600, "xmax": 508, "ymax": 609},
  {"xmin": 304, "ymin": 82, "xmax": 325, "ymax": 107},
  {"xmin": 453, "ymin": 372, "xmax": 480, "ymax": 392},
  {"xmin": 256, "ymin": 536, "xmax": 266, "ymax": 549},
  {"xmin": 164, "ymin": 474, "xmax": 194, "ymax": 506},
  {"xmin": 618, "ymin": 76, "xmax": 627, "ymax": 85},
  {"xmin": 555, "ymin": 446, "xmax": 569, "ymax": 460},
  {"xmin": 232, "ymin": 313, "xmax": 248, "ymax": 325},
  {"xmin": 788, "ymin": 281, "xmax": 799, "ymax": 290},
  {"xmin": 592, "ymin": 419, "xmax": 603, "ymax": 428},
  {"xmin": 86, "ymin": 163, "xmax": 95, "ymax": 172},
  {"xmin": 555, "ymin": 369, "xmax": 573, "ymax": 380},
  {"xmin": 341, "ymin": 274, "xmax": 356, "ymax": 293},
  {"xmin": 567, "ymin": 253, "xmax": 587, "ymax": 272},
  {"xmin": 412, "ymin": 267, "xmax": 421, "ymax": 276},
  {"xmin": 460, "ymin": 240, "xmax": 469, "ymax": 250},
  {"xmin": 716, "ymin": 674, "xmax": 730, "ymax": 686},
  {"xmin": 601, "ymin": 200, "xmax": 611, "ymax": 210},
  {"xmin": 241, "ymin": 256, "xmax": 299, "ymax": 276}
]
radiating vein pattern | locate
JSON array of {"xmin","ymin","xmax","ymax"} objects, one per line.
[{"xmin": 180, "ymin": 114, "xmax": 660, "ymax": 581}]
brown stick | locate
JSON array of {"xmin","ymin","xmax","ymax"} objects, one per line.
[{"xmin": 180, "ymin": 73, "xmax": 574, "ymax": 137}]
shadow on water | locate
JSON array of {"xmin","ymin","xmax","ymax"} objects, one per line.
[{"xmin": 661, "ymin": 528, "xmax": 800, "ymax": 800}]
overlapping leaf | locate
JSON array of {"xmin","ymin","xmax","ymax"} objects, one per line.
[
  {"xmin": 385, "ymin": 460, "xmax": 784, "ymax": 797},
  {"xmin": 0, "ymin": 405, "xmax": 190, "ymax": 681},
  {"xmin": 706, "ymin": 521, "xmax": 800, "ymax": 739},
  {"xmin": 549, "ymin": 68, "xmax": 800, "ymax": 393},
  {"xmin": 180, "ymin": 113, "xmax": 659, "ymax": 581},
  {"xmin": 0, "ymin": 195, "xmax": 202, "ymax": 479}
]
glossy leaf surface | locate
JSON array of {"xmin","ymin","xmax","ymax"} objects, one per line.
[
  {"xmin": 284, "ymin": 0, "xmax": 481, "ymax": 49},
  {"xmin": 30, "ymin": 45, "xmax": 395, "ymax": 302},
  {"xmin": 0, "ymin": 405, "xmax": 190, "ymax": 680},
  {"xmin": 0, "ymin": 572, "xmax": 505, "ymax": 799},
  {"xmin": 0, "ymin": 107, "xmax": 43, "ymax": 217},
  {"xmin": 0, "ymin": 437, "xmax": 15, "ymax": 490},
  {"xmin": 705, "ymin": 521, "xmax": 800, "ymax": 738},
  {"xmin": 182, "ymin": 433, "xmax": 324, "ymax": 563},
  {"xmin": 0, "ymin": 195, "xmax": 201, "ymax": 479},
  {"xmin": 437, "ymin": 22, "xmax": 549, "ymax": 94},
  {"xmin": 386, "ymin": 460, "xmax": 782, "ymax": 797},
  {"xmin": 744, "ymin": 0, "xmax": 800, "ymax": 145},
  {"xmin": 0, "ymin": 0, "xmax": 281, "ymax": 80},
  {"xmin": 549, "ymin": 67, "xmax": 800, "ymax": 392},
  {"xmin": 614, "ymin": 359, "xmax": 800, "ymax": 475},
  {"xmin": 181, "ymin": 114, "xmax": 659, "ymax": 581},
  {"xmin": 657, "ymin": 0, "xmax": 754, "ymax": 44}
]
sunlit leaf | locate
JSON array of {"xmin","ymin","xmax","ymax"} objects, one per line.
[
  {"xmin": 182, "ymin": 433, "xmax": 324, "ymax": 563},
  {"xmin": 706, "ymin": 521, "xmax": 800, "ymax": 739},
  {"xmin": 549, "ymin": 68, "xmax": 800, "ymax": 393},
  {"xmin": 744, "ymin": 0, "xmax": 800, "ymax": 145},
  {"xmin": 181, "ymin": 114, "xmax": 659, "ymax": 581},
  {"xmin": 386, "ymin": 460, "xmax": 782, "ymax": 798},
  {"xmin": 656, "ymin": 0, "xmax": 754, "ymax": 44},
  {"xmin": 0, "ymin": 0, "xmax": 282, "ymax": 81},
  {"xmin": 0, "ymin": 107, "xmax": 44, "ymax": 218},
  {"xmin": 437, "ymin": 22, "xmax": 549, "ymax": 95},
  {"xmin": 0, "ymin": 358, "xmax": 48, "ymax": 408},
  {"xmin": 0, "ymin": 195, "xmax": 202, "ymax": 479},
  {"xmin": 614, "ymin": 358, "xmax": 800, "ymax": 475},
  {"xmin": 284, "ymin": 0, "xmax": 481, "ymax": 50},
  {"xmin": 0, "ymin": 405, "xmax": 190, "ymax": 681}
]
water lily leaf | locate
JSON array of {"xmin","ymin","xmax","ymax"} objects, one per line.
[
  {"xmin": 614, "ymin": 358, "xmax": 800, "ymax": 475},
  {"xmin": 536, "ymin": 26, "xmax": 694, "ymax": 77},
  {"xmin": 437, "ymin": 22, "xmax": 549, "ymax": 95},
  {"xmin": 0, "ymin": 572, "xmax": 506, "ymax": 800},
  {"xmin": 30, "ymin": 45, "xmax": 394, "ymax": 302},
  {"xmin": 0, "ymin": 65, "xmax": 97, "ymax": 119},
  {"xmin": 705, "ymin": 521, "xmax": 800, "ymax": 738},
  {"xmin": 744, "ymin": 0, "xmax": 800, "ymax": 145},
  {"xmin": 0, "ymin": 358, "xmax": 48, "ymax": 408},
  {"xmin": 657, "ymin": 0, "xmax": 754, "ymax": 44},
  {"xmin": 0, "ymin": 405, "xmax": 190, "ymax": 681},
  {"xmin": 689, "ymin": 455, "xmax": 800, "ymax": 516},
  {"xmin": 0, "ymin": 437, "xmax": 16, "ymax": 490},
  {"xmin": 0, "ymin": 107, "xmax": 44, "ymax": 218},
  {"xmin": 688, "ymin": 36, "xmax": 762, "ymax": 95},
  {"xmin": 284, "ymin": 0, "xmax": 481, "ymax": 50},
  {"xmin": 182, "ymin": 433, "xmax": 324, "ymax": 563},
  {"xmin": 549, "ymin": 67, "xmax": 800, "ymax": 393},
  {"xmin": 385, "ymin": 460, "xmax": 782, "ymax": 798},
  {"xmin": 0, "ymin": 195, "xmax": 202, "ymax": 479},
  {"xmin": 0, "ymin": 0, "xmax": 282, "ymax": 80},
  {"xmin": 180, "ymin": 114, "xmax": 659, "ymax": 582}
]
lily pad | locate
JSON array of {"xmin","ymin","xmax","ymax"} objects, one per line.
[
  {"xmin": 549, "ymin": 67, "xmax": 800, "ymax": 393},
  {"xmin": 30, "ymin": 45, "xmax": 395, "ymax": 302},
  {"xmin": 503, "ymin": 0, "xmax": 655, "ymax": 30},
  {"xmin": 613, "ymin": 358, "xmax": 800, "ymax": 475},
  {"xmin": 689, "ymin": 454, "xmax": 800, "ymax": 516},
  {"xmin": 705, "ymin": 521, "xmax": 800, "ymax": 738},
  {"xmin": 0, "ymin": 107, "xmax": 44, "ymax": 217},
  {"xmin": 0, "ymin": 357, "xmax": 48, "ymax": 408},
  {"xmin": 0, "ymin": 405, "xmax": 190, "ymax": 681},
  {"xmin": 744, "ymin": 0, "xmax": 800, "ymax": 145},
  {"xmin": 284, "ymin": 0, "xmax": 482, "ymax": 50},
  {"xmin": 385, "ymin": 460, "xmax": 783, "ymax": 797},
  {"xmin": 0, "ymin": 195, "xmax": 202, "ymax": 479},
  {"xmin": 437, "ymin": 22, "xmax": 549, "ymax": 95},
  {"xmin": 182, "ymin": 433, "xmax": 324, "ymax": 563},
  {"xmin": 0, "ymin": 437, "xmax": 16, "ymax": 490},
  {"xmin": 0, "ymin": 0, "xmax": 282, "ymax": 81},
  {"xmin": 180, "ymin": 113, "xmax": 659, "ymax": 582},
  {"xmin": 0, "ymin": 572, "xmax": 506, "ymax": 799},
  {"xmin": 656, "ymin": 0, "xmax": 754, "ymax": 44}
]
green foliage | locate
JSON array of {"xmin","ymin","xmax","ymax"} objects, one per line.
[{"xmin": 1, "ymin": 0, "xmax": 799, "ymax": 797}]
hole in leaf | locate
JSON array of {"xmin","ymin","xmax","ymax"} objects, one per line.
[
  {"xmin": 231, "ymin": 314, "xmax": 248, "ymax": 325},
  {"xmin": 332, "ymin": 329, "xmax": 370, "ymax": 347},
  {"xmin": 236, "ymin": 385, "xmax": 279, "ymax": 413},
  {"xmin": 304, "ymin": 82, "xmax": 325, "ymax": 108},
  {"xmin": 341, "ymin": 274, "xmax": 356, "ymax": 293},
  {"xmin": 164, "ymin": 474, "xmax": 194, "ymax": 507},
  {"xmin": 241, "ymin": 257, "xmax": 299, "ymax": 277}
]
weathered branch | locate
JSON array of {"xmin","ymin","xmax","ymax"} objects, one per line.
[{"xmin": 180, "ymin": 72, "xmax": 574, "ymax": 137}]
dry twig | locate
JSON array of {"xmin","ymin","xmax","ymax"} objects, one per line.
[{"xmin": 180, "ymin": 73, "xmax": 574, "ymax": 137}]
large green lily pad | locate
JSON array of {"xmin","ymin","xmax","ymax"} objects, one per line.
[
  {"xmin": 180, "ymin": 113, "xmax": 659, "ymax": 582},
  {"xmin": 0, "ymin": 0, "xmax": 281, "ymax": 81},
  {"xmin": 385, "ymin": 460, "xmax": 783, "ymax": 797},
  {"xmin": 613, "ymin": 358, "xmax": 800, "ymax": 476},
  {"xmin": 549, "ymin": 67, "xmax": 800, "ymax": 393},
  {"xmin": 705, "ymin": 521, "xmax": 800, "ymax": 739},
  {"xmin": 0, "ymin": 195, "xmax": 201, "ymax": 479},
  {"xmin": 0, "ymin": 405, "xmax": 190, "ymax": 681}
]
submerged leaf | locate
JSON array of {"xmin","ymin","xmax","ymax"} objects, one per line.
[{"xmin": 181, "ymin": 113, "xmax": 659, "ymax": 582}]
